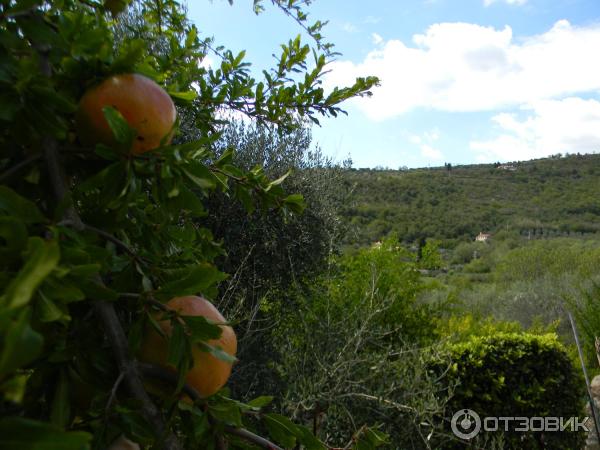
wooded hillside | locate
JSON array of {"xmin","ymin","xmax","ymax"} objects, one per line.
[{"xmin": 341, "ymin": 153, "xmax": 600, "ymax": 246}]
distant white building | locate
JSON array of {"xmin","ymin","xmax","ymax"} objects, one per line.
[
  {"xmin": 475, "ymin": 232, "xmax": 491, "ymax": 242},
  {"xmin": 497, "ymin": 164, "xmax": 516, "ymax": 171}
]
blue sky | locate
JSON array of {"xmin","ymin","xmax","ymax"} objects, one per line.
[{"xmin": 188, "ymin": 0, "xmax": 600, "ymax": 168}]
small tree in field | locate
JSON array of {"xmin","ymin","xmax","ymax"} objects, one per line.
[{"xmin": 0, "ymin": 0, "xmax": 380, "ymax": 449}]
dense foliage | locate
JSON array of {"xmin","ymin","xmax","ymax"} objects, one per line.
[{"xmin": 430, "ymin": 333, "xmax": 585, "ymax": 449}]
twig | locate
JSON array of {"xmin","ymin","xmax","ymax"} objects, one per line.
[
  {"xmin": 336, "ymin": 392, "xmax": 417, "ymax": 413},
  {"xmin": 118, "ymin": 293, "xmax": 142, "ymax": 300},
  {"xmin": 0, "ymin": 153, "xmax": 42, "ymax": 184},
  {"xmin": 210, "ymin": 166, "xmax": 245, "ymax": 182},
  {"xmin": 118, "ymin": 293, "xmax": 168, "ymax": 312},
  {"xmin": 342, "ymin": 424, "xmax": 367, "ymax": 450},
  {"xmin": 60, "ymin": 220, "xmax": 144, "ymax": 261},
  {"xmin": 223, "ymin": 426, "xmax": 284, "ymax": 450},
  {"xmin": 595, "ymin": 336, "xmax": 600, "ymax": 369},
  {"xmin": 105, "ymin": 371, "xmax": 126, "ymax": 417}
]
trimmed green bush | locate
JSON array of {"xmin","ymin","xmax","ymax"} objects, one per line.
[{"xmin": 431, "ymin": 332, "xmax": 585, "ymax": 449}]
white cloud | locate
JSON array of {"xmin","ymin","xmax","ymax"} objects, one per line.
[
  {"xmin": 421, "ymin": 144, "xmax": 444, "ymax": 160},
  {"xmin": 371, "ymin": 33, "xmax": 384, "ymax": 45},
  {"xmin": 410, "ymin": 135, "xmax": 422, "ymax": 145},
  {"xmin": 424, "ymin": 128, "xmax": 440, "ymax": 141},
  {"xmin": 484, "ymin": 0, "xmax": 527, "ymax": 6},
  {"xmin": 471, "ymin": 97, "xmax": 600, "ymax": 162},
  {"xmin": 411, "ymin": 128, "xmax": 444, "ymax": 161},
  {"xmin": 324, "ymin": 20, "xmax": 600, "ymax": 121},
  {"xmin": 341, "ymin": 22, "xmax": 358, "ymax": 33}
]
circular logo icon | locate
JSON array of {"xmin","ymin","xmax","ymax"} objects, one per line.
[{"xmin": 451, "ymin": 409, "xmax": 481, "ymax": 440}]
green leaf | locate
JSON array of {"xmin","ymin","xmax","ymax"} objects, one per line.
[
  {"xmin": 0, "ymin": 373, "xmax": 28, "ymax": 404},
  {"xmin": 266, "ymin": 170, "xmax": 290, "ymax": 190},
  {"xmin": 208, "ymin": 399, "xmax": 243, "ymax": 426},
  {"xmin": 167, "ymin": 322, "xmax": 189, "ymax": 367},
  {"xmin": 0, "ymin": 186, "xmax": 46, "ymax": 224},
  {"xmin": 190, "ymin": 410, "xmax": 211, "ymax": 441},
  {"xmin": 0, "ymin": 237, "xmax": 60, "ymax": 310},
  {"xmin": 67, "ymin": 264, "xmax": 101, "ymax": 278},
  {"xmin": 264, "ymin": 413, "xmax": 299, "ymax": 448},
  {"xmin": 102, "ymin": 106, "xmax": 135, "ymax": 146},
  {"xmin": 295, "ymin": 424, "xmax": 327, "ymax": 450},
  {"xmin": 215, "ymin": 148, "xmax": 234, "ymax": 166},
  {"xmin": 111, "ymin": 38, "xmax": 145, "ymax": 72},
  {"xmin": 283, "ymin": 193, "xmax": 306, "ymax": 214},
  {"xmin": 182, "ymin": 316, "xmax": 222, "ymax": 343},
  {"xmin": 79, "ymin": 279, "xmax": 118, "ymax": 302},
  {"xmin": 198, "ymin": 341, "xmax": 237, "ymax": 364},
  {"xmin": 76, "ymin": 161, "xmax": 125, "ymax": 194},
  {"xmin": 0, "ymin": 309, "xmax": 43, "ymax": 379},
  {"xmin": 50, "ymin": 370, "xmax": 70, "ymax": 428},
  {"xmin": 167, "ymin": 322, "xmax": 192, "ymax": 392},
  {"xmin": 354, "ymin": 428, "xmax": 389, "ymax": 450},
  {"xmin": 157, "ymin": 263, "xmax": 227, "ymax": 299},
  {"xmin": 0, "ymin": 417, "xmax": 91, "ymax": 450},
  {"xmin": 94, "ymin": 144, "xmax": 121, "ymax": 161},
  {"xmin": 247, "ymin": 395, "xmax": 274, "ymax": 409},
  {"xmin": 182, "ymin": 162, "xmax": 218, "ymax": 190},
  {"xmin": 41, "ymin": 277, "xmax": 85, "ymax": 303},
  {"xmin": 168, "ymin": 90, "xmax": 198, "ymax": 102},
  {"xmin": 234, "ymin": 184, "xmax": 254, "ymax": 214},
  {"xmin": 36, "ymin": 291, "xmax": 70, "ymax": 323},
  {"xmin": 168, "ymin": 185, "xmax": 206, "ymax": 217},
  {"xmin": 24, "ymin": 166, "xmax": 40, "ymax": 184}
]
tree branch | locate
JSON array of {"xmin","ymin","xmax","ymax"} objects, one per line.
[
  {"xmin": 39, "ymin": 50, "xmax": 182, "ymax": 449},
  {"xmin": 93, "ymin": 302, "xmax": 182, "ymax": 450},
  {"xmin": 59, "ymin": 220, "xmax": 143, "ymax": 261},
  {"xmin": 105, "ymin": 371, "xmax": 126, "ymax": 418},
  {"xmin": 139, "ymin": 363, "xmax": 285, "ymax": 450},
  {"xmin": 0, "ymin": 153, "xmax": 42, "ymax": 184},
  {"xmin": 223, "ymin": 426, "xmax": 284, "ymax": 450}
]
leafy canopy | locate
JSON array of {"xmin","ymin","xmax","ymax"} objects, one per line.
[{"xmin": 0, "ymin": 0, "xmax": 380, "ymax": 449}]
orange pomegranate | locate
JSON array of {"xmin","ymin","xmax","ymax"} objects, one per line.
[
  {"xmin": 139, "ymin": 296, "xmax": 237, "ymax": 398},
  {"xmin": 76, "ymin": 73, "xmax": 176, "ymax": 154}
]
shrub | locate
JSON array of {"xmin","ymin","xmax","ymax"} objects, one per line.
[
  {"xmin": 431, "ymin": 332, "xmax": 585, "ymax": 449},
  {"xmin": 270, "ymin": 242, "xmax": 448, "ymax": 448}
]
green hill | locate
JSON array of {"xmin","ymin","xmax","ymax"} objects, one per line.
[{"xmin": 341, "ymin": 153, "xmax": 600, "ymax": 246}]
